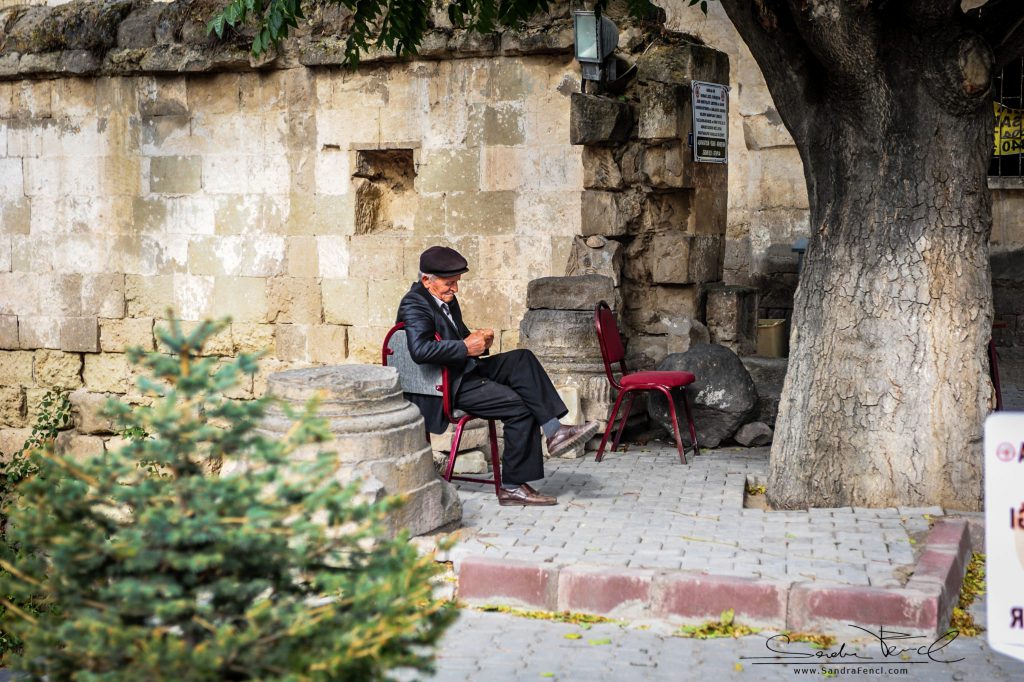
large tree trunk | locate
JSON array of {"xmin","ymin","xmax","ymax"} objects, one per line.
[{"xmin": 717, "ymin": 1, "xmax": 1010, "ymax": 509}]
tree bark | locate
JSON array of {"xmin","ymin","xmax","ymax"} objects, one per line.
[{"xmin": 717, "ymin": 0, "xmax": 1008, "ymax": 509}]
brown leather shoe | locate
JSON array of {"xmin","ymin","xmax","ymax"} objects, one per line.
[
  {"xmin": 546, "ymin": 421, "xmax": 600, "ymax": 457},
  {"xmin": 498, "ymin": 484, "xmax": 557, "ymax": 506}
]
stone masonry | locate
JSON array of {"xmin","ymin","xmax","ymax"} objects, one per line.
[{"xmin": 0, "ymin": 0, "xmax": 604, "ymax": 446}]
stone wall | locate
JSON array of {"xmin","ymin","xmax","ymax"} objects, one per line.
[{"xmin": 0, "ymin": 0, "xmax": 590, "ymax": 449}]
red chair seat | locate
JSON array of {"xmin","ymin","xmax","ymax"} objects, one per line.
[{"xmin": 621, "ymin": 370, "xmax": 695, "ymax": 388}]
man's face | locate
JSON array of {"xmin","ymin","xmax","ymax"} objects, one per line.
[{"xmin": 423, "ymin": 274, "xmax": 461, "ymax": 303}]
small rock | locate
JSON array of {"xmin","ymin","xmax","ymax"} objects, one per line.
[
  {"xmin": 585, "ymin": 236, "xmax": 606, "ymax": 248},
  {"xmin": 451, "ymin": 449, "xmax": 488, "ymax": 475},
  {"xmin": 735, "ymin": 422, "xmax": 773, "ymax": 447}
]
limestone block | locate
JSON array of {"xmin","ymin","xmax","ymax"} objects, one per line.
[
  {"xmin": 348, "ymin": 238, "xmax": 404, "ymax": 280},
  {"xmin": 642, "ymin": 142, "xmax": 695, "ymax": 189},
  {"xmin": 19, "ymin": 317, "xmax": 60, "ymax": 350},
  {"xmin": 481, "ymin": 146, "xmax": 522, "ymax": 192},
  {"xmin": 83, "ymin": 353, "xmax": 130, "ymax": 394},
  {"xmin": 34, "ymin": 350, "xmax": 83, "ymax": 389},
  {"xmin": 446, "ymin": 191, "xmax": 516, "ymax": 235},
  {"xmin": 172, "ymin": 274, "xmax": 215, "ymax": 321},
  {"xmin": 176, "ymin": 321, "xmax": 233, "ymax": 356},
  {"xmin": 287, "ymin": 236, "xmax": 319, "ymax": 278},
  {"xmin": 453, "ymin": 279, "xmax": 513, "ymax": 330},
  {"xmin": 69, "ymin": 389, "xmax": 117, "ymax": 435},
  {"xmin": 0, "ymin": 386, "xmax": 25, "ymax": 427},
  {"xmin": 0, "ymin": 158, "xmax": 23, "ymax": 199},
  {"xmin": 417, "ymin": 148, "xmax": 480, "ymax": 193},
  {"xmin": 564, "ymin": 235, "xmax": 623, "ymax": 285},
  {"xmin": 323, "ymin": 279, "xmax": 369, "ymax": 326},
  {"xmin": 622, "ymin": 284, "xmax": 703, "ymax": 334},
  {"xmin": 275, "ymin": 324, "xmax": 309, "ymax": 362},
  {"xmin": 742, "ymin": 109, "xmax": 794, "ymax": 150},
  {"xmin": 211, "ymin": 277, "xmax": 268, "ymax": 323},
  {"xmin": 581, "ymin": 189, "xmax": 643, "ymax": 237},
  {"xmin": 569, "ymin": 92, "xmax": 632, "ymax": 146},
  {"xmin": 266, "ymin": 278, "xmax": 322, "ymax": 325},
  {"xmin": 526, "ymin": 275, "xmax": 615, "ymax": 311},
  {"xmin": 0, "ymin": 428, "xmax": 32, "ymax": 459},
  {"xmin": 636, "ymin": 43, "xmax": 729, "ymax": 87},
  {"xmin": 55, "ymin": 431, "xmax": 105, "ymax": 464},
  {"xmin": 0, "ymin": 350, "xmax": 33, "ymax": 386},
  {"xmin": 317, "ymin": 235, "xmax": 349, "ymax": 278},
  {"xmin": 446, "ymin": 449, "xmax": 488, "ymax": 475},
  {"xmin": 582, "ymin": 147, "xmax": 623, "ymax": 190},
  {"xmin": 0, "ymin": 199, "xmax": 31, "ymax": 236},
  {"xmin": 232, "ymin": 323, "xmax": 275, "ymax": 354},
  {"xmin": 500, "ymin": 329, "xmax": 519, "ymax": 351},
  {"xmin": 650, "ymin": 234, "xmax": 724, "ymax": 284},
  {"xmin": 346, "ymin": 325, "xmax": 392, "ymax": 364},
  {"xmin": 82, "ymin": 273, "xmax": 126, "ymax": 318},
  {"xmin": 60, "ymin": 317, "xmax": 99, "ymax": 353},
  {"xmin": 368, "ymin": 278, "xmax": 407, "ymax": 327},
  {"xmin": 126, "ymin": 274, "xmax": 174, "ymax": 318},
  {"xmin": 187, "ymin": 73, "xmax": 241, "ymax": 115},
  {"xmin": 309, "ymin": 324, "xmax": 348, "ymax": 364},
  {"xmin": 519, "ymin": 309, "xmax": 602, "ymax": 359},
  {"xmin": 258, "ymin": 365, "xmax": 461, "ymax": 536},
  {"xmin": 100, "ymin": 317, "xmax": 154, "ymax": 353},
  {"xmin": 478, "ymin": 103, "xmax": 525, "ymax": 146},
  {"xmin": 639, "ymin": 82, "xmax": 686, "ymax": 141},
  {"xmin": 149, "ymin": 155, "xmax": 202, "ymax": 194},
  {"xmin": 706, "ymin": 284, "xmax": 759, "ymax": 356},
  {"xmin": 643, "ymin": 191, "xmax": 692, "ymax": 233},
  {"xmin": 0, "ymin": 315, "xmax": 17, "ymax": 350}
]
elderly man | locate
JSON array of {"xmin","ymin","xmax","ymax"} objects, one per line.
[{"xmin": 397, "ymin": 246, "xmax": 599, "ymax": 506}]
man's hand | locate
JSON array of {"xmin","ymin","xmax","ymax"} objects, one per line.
[
  {"xmin": 464, "ymin": 330, "xmax": 489, "ymax": 356},
  {"xmin": 480, "ymin": 328, "xmax": 494, "ymax": 350}
]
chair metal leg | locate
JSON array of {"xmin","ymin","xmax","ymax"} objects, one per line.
[
  {"xmin": 595, "ymin": 390, "xmax": 627, "ymax": 462},
  {"xmin": 681, "ymin": 388, "xmax": 700, "ymax": 458},
  {"xmin": 990, "ymin": 338, "xmax": 1003, "ymax": 411},
  {"xmin": 611, "ymin": 393, "xmax": 636, "ymax": 454},
  {"xmin": 443, "ymin": 419, "xmax": 468, "ymax": 482},
  {"xmin": 487, "ymin": 419, "xmax": 501, "ymax": 495},
  {"xmin": 659, "ymin": 386, "xmax": 688, "ymax": 465}
]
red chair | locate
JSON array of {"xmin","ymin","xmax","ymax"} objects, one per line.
[
  {"xmin": 382, "ymin": 322, "xmax": 502, "ymax": 495},
  {"xmin": 593, "ymin": 300, "xmax": 700, "ymax": 464}
]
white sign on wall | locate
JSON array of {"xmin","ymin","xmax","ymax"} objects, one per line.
[
  {"xmin": 691, "ymin": 80, "xmax": 729, "ymax": 164},
  {"xmin": 986, "ymin": 412, "xmax": 1024, "ymax": 663}
]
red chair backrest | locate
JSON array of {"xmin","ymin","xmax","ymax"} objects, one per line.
[
  {"xmin": 382, "ymin": 322, "xmax": 456, "ymax": 422},
  {"xmin": 594, "ymin": 300, "xmax": 626, "ymax": 389}
]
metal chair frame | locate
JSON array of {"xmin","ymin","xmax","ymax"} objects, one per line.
[
  {"xmin": 382, "ymin": 322, "xmax": 502, "ymax": 495},
  {"xmin": 593, "ymin": 300, "xmax": 699, "ymax": 465}
]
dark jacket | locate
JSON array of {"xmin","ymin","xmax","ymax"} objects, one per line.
[{"xmin": 395, "ymin": 281, "xmax": 477, "ymax": 434}]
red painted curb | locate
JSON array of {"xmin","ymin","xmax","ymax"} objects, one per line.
[
  {"xmin": 557, "ymin": 566, "xmax": 655, "ymax": 616},
  {"xmin": 450, "ymin": 516, "xmax": 973, "ymax": 634},
  {"xmin": 456, "ymin": 557, "xmax": 558, "ymax": 610},
  {"xmin": 652, "ymin": 573, "xmax": 790, "ymax": 627}
]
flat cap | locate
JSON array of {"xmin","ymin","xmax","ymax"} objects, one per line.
[{"xmin": 419, "ymin": 246, "xmax": 469, "ymax": 277}]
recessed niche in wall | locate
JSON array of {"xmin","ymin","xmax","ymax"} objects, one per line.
[{"xmin": 352, "ymin": 148, "xmax": 416, "ymax": 235}]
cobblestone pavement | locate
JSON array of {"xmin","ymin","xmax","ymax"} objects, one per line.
[
  {"xmin": 445, "ymin": 447, "xmax": 929, "ymax": 588},
  {"xmin": 428, "ymin": 596, "xmax": 1024, "ymax": 681}
]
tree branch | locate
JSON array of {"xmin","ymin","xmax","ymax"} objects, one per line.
[
  {"xmin": 717, "ymin": 0, "xmax": 818, "ymax": 146},
  {"xmin": 965, "ymin": 0, "xmax": 1024, "ymax": 69}
]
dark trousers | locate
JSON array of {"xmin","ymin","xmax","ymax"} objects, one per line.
[{"xmin": 454, "ymin": 349, "xmax": 567, "ymax": 484}]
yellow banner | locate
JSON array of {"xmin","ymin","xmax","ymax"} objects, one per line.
[{"xmin": 995, "ymin": 101, "xmax": 1024, "ymax": 156}]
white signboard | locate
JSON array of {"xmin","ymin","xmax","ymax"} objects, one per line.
[
  {"xmin": 691, "ymin": 80, "xmax": 729, "ymax": 164},
  {"xmin": 986, "ymin": 412, "xmax": 1024, "ymax": 663}
]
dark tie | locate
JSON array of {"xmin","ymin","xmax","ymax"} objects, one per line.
[{"xmin": 440, "ymin": 303, "xmax": 456, "ymax": 328}]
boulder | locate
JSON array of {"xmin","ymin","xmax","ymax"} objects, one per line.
[
  {"xmin": 740, "ymin": 356, "xmax": 788, "ymax": 427},
  {"xmin": 526, "ymin": 274, "xmax": 615, "ymax": 311},
  {"xmin": 734, "ymin": 421, "xmax": 773, "ymax": 447},
  {"xmin": 646, "ymin": 343, "xmax": 757, "ymax": 448}
]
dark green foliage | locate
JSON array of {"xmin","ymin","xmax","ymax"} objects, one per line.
[
  {"xmin": 209, "ymin": 0, "xmax": 693, "ymax": 64},
  {"xmin": 1, "ymin": 318, "xmax": 456, "ymax": 679}
]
